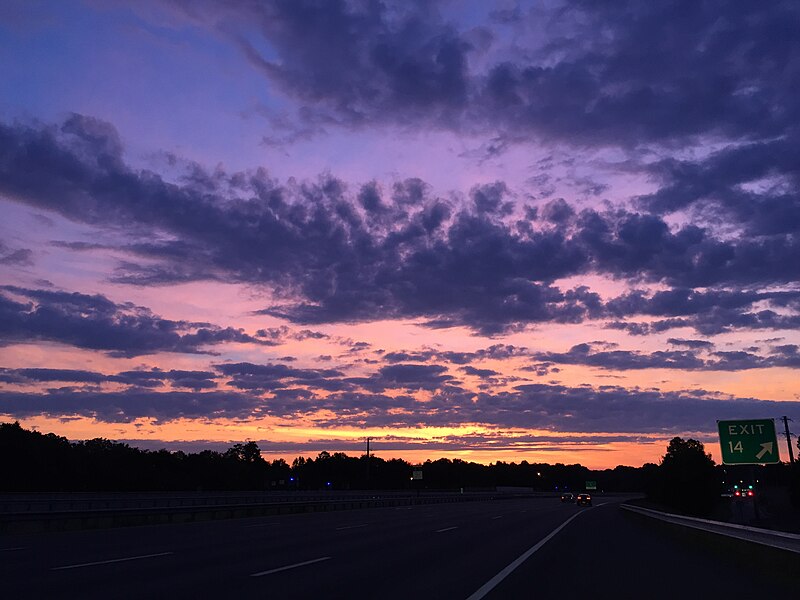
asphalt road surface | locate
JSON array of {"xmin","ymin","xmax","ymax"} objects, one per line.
[{"xmin": 1, "ymin": 497, "xmax": 794, "ymax": 599}]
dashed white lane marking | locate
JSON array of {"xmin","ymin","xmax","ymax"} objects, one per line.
[
  {"xmin": 0, "ymin": 547, "xmax": 26, "ymax": 552},
  {"xmin": 335, "ymin": 523, "xmax": 368, "ymax": 530},
  {"xmin": 245, "ymin": 522, "xmax": 281, "ymax": 528},
  {"xmin": 491, "ymin": 516, "xmax": 503, "ymax": 520},
  {"xmin": 52, "ymin": 552, "xmax": 174, "ymax": 571},
  {"xmin": 436, "ymin": 526, "xmax": 458, "ymax": 533},
  {"xmin": 466, "ymin": 510, "xmax": 589, "ymax": 600},
  {"xmin": 250, "ymin": 556, "xmax": 332, "ymax": 577}
]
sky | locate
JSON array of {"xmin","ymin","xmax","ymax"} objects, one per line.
[{"xmin": 1, "ymin": 0, "xmax": 799, "ymax": 468}]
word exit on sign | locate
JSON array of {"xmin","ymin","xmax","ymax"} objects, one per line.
[{"xmin": 717, "ymin": 419, "xmax": 780, "ymax": 465}]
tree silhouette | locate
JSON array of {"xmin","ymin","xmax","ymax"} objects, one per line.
[
  {"xmin": 1, "ymin": 421, "xmax": 665, "ymax": 493},
  {"xmin": 652, "ymin": 437, "xmax": 720, "ymax": 516},
  {"xmin": 225, "ymin": 441, "xmax": 262, "ymax": 463}
]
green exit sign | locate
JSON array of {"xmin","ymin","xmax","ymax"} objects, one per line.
[{"xmin": 718, "ymin": 419, "xmax": 780, "ymax": 465}]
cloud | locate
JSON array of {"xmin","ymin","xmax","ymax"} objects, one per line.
[
  {"xmin": 638, "ymin": 136, "xmax": 800, "ymax": 237},
  {"xmin": 530, "ymin": 342, "xmax": 800, "ymax": 372},
  {"xmin": 382, "ymin": 344, "xmax": 527, "ymax": 366},
  {"xmin": 215, "ymin": 362, "xmax": 346, "ymax": 392},
  {"xmin": 0, "ymin": 366, "xmax": 217, "ymax": 390},
  {"xmin": 113, "ymin": 369, "xmax": 218, "ymax": 390},
  {"xmin": 229, "ymin": 0, "xmax": 471, "ymax": 124},
  {"xmin": 372, "ymin": 364, "xmax": 452, "ymax": 391},
  {"xmin": 531, "ymin": 343, "xmax": 706, "ymax": 371},
  {"xmin": 155, "ymin": 0, "xmax": 800, "ymax": 157},
  {"xmin": 383, "ymin": 350, "xmax": 437, "ymax": 364},
  {"xmin": 0, "ymin": 240, "xmax": 33, "ymax": 266},
  {"xmin": 0, "ymin": 389, "xmax": 261, "ymax": 423},
  {"xmin": 604, "ymin": 289, "xmax": 800, "ymax": 335},
  {"xmin": 0, "ymin": 286, "xmax": 267, "ymax": 356},
  {"xmin": 4, "ymin": 375, "xmax": 797, "ymax": 435},
  {"xmin": 1, "ymin": 115, "xmax": 799, "ymax": 335},
  {"xmin": 116, "ymin": 431, "xmax": 657, "ymax": 456},
  {"xmin": 667, "ymin": 338, "xmax": 714, "ymax": 350},
  {"xmin": 460, "ymin": 366, "xmax": 500, "ymax": 378},
  {"xmin": 0, "ymin": 368, "xmax": 108, "ymax": 384}
]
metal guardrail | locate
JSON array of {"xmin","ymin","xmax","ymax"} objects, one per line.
[
  {"xmin": 621, "ymin": 503, "xmax": 800, "ymax": 554},
  {"xmin": 0, "ymin": 489, "xmax": 553, "ymax": 513},
  {"xmin": 0, "ymin": 493, "xmax": 386, "ymax": 513},
  {"xmin": 0, "ymin": 491, "xmax": 544, "ymax": 533}
]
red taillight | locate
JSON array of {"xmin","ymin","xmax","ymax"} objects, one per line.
[
  {"xmin": 747, "ymin": 490, "xmax": 754, "ymax": 497},
  {"xmin": 734, "ymin": 491, "xmax": 741, "ymax": 496}
]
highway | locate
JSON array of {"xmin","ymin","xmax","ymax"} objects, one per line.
[{"xmin": 1, "ymin": 496, "xmax": 794, "ymax": 599}]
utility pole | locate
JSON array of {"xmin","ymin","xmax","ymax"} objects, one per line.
[
  {"xmin": 781, "ymin": 416, "xmax": 794, "ymax": 464},
  {"xmin": 366, "ymin": 437, "xmax": 372, "ymax": 488}
]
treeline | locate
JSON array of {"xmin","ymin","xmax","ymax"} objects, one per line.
[
  {"xmin": 5, "ymin": 422, "xmax": 798, "ymax": 515},
  {"xmin": 2, "ymin": 422, "xmax": 653, "ymax": 492}
]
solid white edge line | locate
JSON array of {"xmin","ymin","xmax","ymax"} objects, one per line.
[
  {"xmin": 250, "ymin": 556, "xmax": 331, "ymax": 577},
  {"xmin": 52, "ymin": 552, "xmax": 173, "ymax": 570},
  {"xmin": 436, "ymin": 526, "xmax": 458, "ymax": 533},
  {"xmin": 465, "ymin": 510, "xmax": 588, "ymax": 600}
]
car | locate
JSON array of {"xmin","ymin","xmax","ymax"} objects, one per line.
[
  {"xmin": 560, "ymin": 492, "xmax": 574, "ymax": 502},
  {"xmin": 576, "ymin": 493, "xmax": 592, "ymax": 506}
]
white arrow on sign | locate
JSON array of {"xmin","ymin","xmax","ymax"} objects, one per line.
[{"xmin": 755, "ymin": 442, "xmax": 773, "ymax": 460}]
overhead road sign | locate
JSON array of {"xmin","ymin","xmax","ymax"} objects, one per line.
[{"xmin": 717, "ymin": 419, "xmax": 780, "ymax": 465}]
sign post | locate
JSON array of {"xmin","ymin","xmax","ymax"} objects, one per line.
[
  {"xmin": 717, "ymin": 419, "xmax": 780, "ymax": 465},
  {"xmin": 412, "ymin": 467, "xmax": 423, "ymax": 497}
]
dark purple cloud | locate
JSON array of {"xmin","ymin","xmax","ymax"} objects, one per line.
[
  {"xmin": 372, "ymin": 363, "xmax": 452, "ymax": 391},
  {"xmin": 215, "ymin": 362, "xmax": 346, "ymax": 392},
  {"xmin": 170, "ymin": 1, "xmax": 800, "ymax": 151},
  {"xmin": 117, "ymin": 431, "xmax": 656, "ymax": 455},
  {"xmin": 0, "ymin": 240, "xmax": 33, "ymax": 266},
  {"xmin": 1, "ymin": 114, "xmax": 799, "ymax": 335},
  {"xmin": 229, "ymin": 0, "xmax": 471, "ymax": 124},
  {"xmin": 530, "ymin": 342, "xmax": 800, "ymax": 372},
  {"xmin": 0, "ymin": 368, "xmax": 108, "ymax": 385},
  {"xmin": 0, "ymin": 389, "xmax": 261, "ymax": 423},
  {"xmin": 4, "ymin": 377, "xmax": 797, "ymax": 435},
  {"xmin": 0, "ymin": 366, "xmax": 217, "ymax": 390},
  {"xmin": 667, "ymin": 338, "xmax": 714, "ymax": 350},
  {"xmin": 113, "ymin": 369, "xmax": 218, "ymax": 390},
  {"xmin": 638, "ymin": 136, "xmax": 800, "ymax": 237},
  {"xmin": 0, "ymin": 286, "xmax": 267, "ymax": 357},
  {"xmin": 460, "ymin": 366, "xmax": 500, "ymax": 378}
]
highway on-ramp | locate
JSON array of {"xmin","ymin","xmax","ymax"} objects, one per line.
[{"xmin": 1, "ymin": 496, "xmax": 794, "ymax": 599}]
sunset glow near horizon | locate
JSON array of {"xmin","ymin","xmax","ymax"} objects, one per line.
[{"xmin": 1, "ymin": 1, "xmax": 799, "ymax": 469}]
